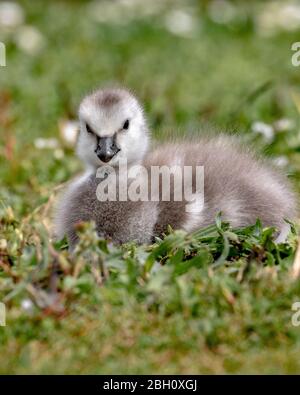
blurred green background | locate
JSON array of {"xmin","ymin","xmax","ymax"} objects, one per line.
[{"xmin": 0, "ymin": 0, "xmax": 300, "ymax": 374}]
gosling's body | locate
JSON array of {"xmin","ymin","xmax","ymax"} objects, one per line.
[{"xmin": 55, "ymin": 135, "xmax": 296, "ymax": 248}]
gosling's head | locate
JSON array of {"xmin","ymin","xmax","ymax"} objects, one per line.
[{"xmin": 77, "ymin": 88, "xmax": 149, "ymax": 168}]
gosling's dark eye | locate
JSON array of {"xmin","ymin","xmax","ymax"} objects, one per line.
[
  {"xmin": 86, "ymin": 123, "xmax": 94, "ymax": 134},
  {"xmin": 123, "ymin": 119, "xmax": 130, "ymax": 130}
]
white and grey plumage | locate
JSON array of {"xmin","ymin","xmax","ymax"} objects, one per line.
[
  {"xmin": 54, "ymin": 88, "xmax": 297, "ymax": 248},
  {"xmin": 77, "ymin": 87, "xmax": 149, "ymax": 169},
  {"xmin": 54, "ymin": 87, "xmax": 150, "ymax": 242}
]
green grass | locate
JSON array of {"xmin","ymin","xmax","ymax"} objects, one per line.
[{"xmin": 0, "ymin": 0, "xmax": 300, "ymax": 374}]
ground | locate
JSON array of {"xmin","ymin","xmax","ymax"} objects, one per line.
[{"xmin": 0, "ymin": 0, "xmax": 300, "ymax": 374}]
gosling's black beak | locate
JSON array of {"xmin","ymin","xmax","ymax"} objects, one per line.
[{"xmin": 94, "ymin": 136, "xmax": 120, "ymax": 163}]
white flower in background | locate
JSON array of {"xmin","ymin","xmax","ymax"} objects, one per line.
[
  {"xmin": 273, "ymin": 118, "xmax": 295, "ymax": 132},
  {"xmin": 87, "ymin": 0, "xmax": 164, "ymax": 24},
  {"xmin": 277, "ymin": 3, "xmax": 300, "ymax": 31},
  {"xmin": 0, "ymin": 238, "xmax": 7, "ymax": 250},
  {"xmin": 21, "ymin": 298, "xmax": 34, "ymax": 313},
  {"xmin": 15, "ymin": 25, "xmax": 45, "ymax": 55},
  {"xmin": 208, "ymin": 0, "xmax": 237, "ymax": 25},
  {"xmin": 34, "ymin": 138, "xmax": 59, "ymax": 150},
  {"xmin": 119, "ymin": 0, "xmax": 165, "ymax": 18},
  {"xmin": 164, "ymin": 9, "xmax": 197, "ymax": 38},
  {"xmin": 252, "ymin": 121, "xmax": 274, "ymax": 142},
  {"xmin": 59, "ymin": 119, "xmax": 79, "ymax": 148},
  {"xmin": 54, "ymin": 149, "xmax": 64, "ymax": 160},
  {"xmin": 0, "ymin": 1, "xmax": 24, "ymax": 29},
  {"xmin": 256, "ymin": 1, "xmax": 300, "ymax": 36},
  {"xmin": 273, "ymin": 156, "xmax": 289, "ymax": 168},
  {"xmin": 87, "ymin": 0, "xmax": 127, "ymax": 24}
]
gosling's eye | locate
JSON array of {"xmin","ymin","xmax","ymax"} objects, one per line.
[
  {"xmin": 123, "ymin": 119, "xmax": 130, "ymax": 130},
  {"xmin": 86, "ymin": 124, "xmax": 94, "ymax": 134}
]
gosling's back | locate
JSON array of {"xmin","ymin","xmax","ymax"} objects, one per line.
[{"xmin": 54, "ymin": 136, "xmax": 297, "ymax": 246}]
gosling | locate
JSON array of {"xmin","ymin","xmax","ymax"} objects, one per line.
[{"xmin": 54, "ymin": 95, "xmax": 297, "ymax": 248}]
